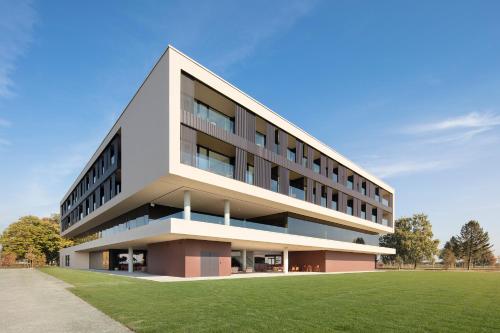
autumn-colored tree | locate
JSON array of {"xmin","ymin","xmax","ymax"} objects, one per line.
[
  {"xmin": 0, "ymin": 214, "xmax": 73, "ymax": 264},
  {"xmin": 0, "ymin": 252, "xmax": 17, "ymax": 266},
  {"xmin": 439, "ymin": 248, "xmax": 456, "ymax": 269}
]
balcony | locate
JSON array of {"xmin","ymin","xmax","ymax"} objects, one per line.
[
  {"xmin": 288, "ymin": 186, "xmax": 305, "ymax": 200},
  {"xmin": 197, "ymin": 153, "xmax": 234, "ymax": 179}
]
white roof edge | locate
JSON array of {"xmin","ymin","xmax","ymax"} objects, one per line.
[{"xmin": 167, "ymin": 45, "xmax": 394, "ymax": 193}]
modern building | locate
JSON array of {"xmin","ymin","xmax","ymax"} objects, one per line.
[{"xmin": 59, "ymin": 46, "xmax": 395, "ymax": 277}]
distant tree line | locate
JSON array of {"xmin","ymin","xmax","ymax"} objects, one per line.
[
  {"xmin": 0, "ymin": 214, "xmax": 72, "ymax": 267},
  {"xmin": 380, "ymin": 214, "xmax": 496, "ymax": 270}
]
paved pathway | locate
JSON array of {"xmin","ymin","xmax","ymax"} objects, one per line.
[{"xmin": 0, "ymin": 268, "xmax": 131, "ymax": 333}]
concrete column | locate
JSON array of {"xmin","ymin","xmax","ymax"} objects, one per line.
[
  {"xmin": 283, "ymin": 248, "xmax": 289, "ymax": 274},
  {"xmin": 224, "ymin": 200, "xmax": 230, "ymax": 226},
  {"xmin": 128, "ymin": 247, "xmax": 133, "ymax": 273},
  {"xmin": 183, "ymin": 190, "xmax": 191, "ymax": 221},
  {"xmin": 242, "ymin": 249, "xmax": 247, "ymax": 272}
]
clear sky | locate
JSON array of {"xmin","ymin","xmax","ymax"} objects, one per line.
[{"xmin": 1, "ymin": 0, "xmax": 499, "ymax": 254}]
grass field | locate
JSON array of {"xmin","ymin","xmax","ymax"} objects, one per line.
[{"xmin": 40, "ymin": 268, "xmax": 500, "ymax": 333}]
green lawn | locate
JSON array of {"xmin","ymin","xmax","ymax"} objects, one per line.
[{"xmin": 40, "ymin": 268, "xmax": 500, "ymax": 333}]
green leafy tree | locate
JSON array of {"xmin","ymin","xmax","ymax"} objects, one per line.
[
  {"xmin": 456, "ymin": 220, "xmax": 492, "ymax": 270},
  {"xmin": 380, "ymin": 214, "xmax": 439, "ymax": 269},
  {"xmin": 443, "ymin": 236, "xmax": 461, "ymax": 258},
  {"xmin": 0, "ymin": 214, "xmax": 72, "ymax": 264}
]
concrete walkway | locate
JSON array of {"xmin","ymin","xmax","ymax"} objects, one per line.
[
  {"xmin": 0, "ymin": 269, "xmax": 131, "ymax": 333},
  {"xmin": 92, "ymin": 268, "xmax": 382, "ymax": 282}
]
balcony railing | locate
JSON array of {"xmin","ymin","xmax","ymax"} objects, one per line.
[
  {"xmin": 271, "ymin": 179, "xmax": 279, "ymax": 192},
  {"xmin": 289, "ymin": 186, "xmax": 305, "ymax": 200},
  {"xmin": 197, "ymin": 154, "xmax": 234, "ymax": 179}
]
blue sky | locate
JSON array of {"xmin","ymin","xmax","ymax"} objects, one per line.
[{"xmin": 1, "ymin": 0, "xmax": 499, "ymax": 254}]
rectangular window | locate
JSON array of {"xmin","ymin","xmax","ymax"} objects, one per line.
[
  {"xmin": 313, "ymin": 161, "xmax": 320, "ymax": 174},
  {"xmin": 361, "ymin": 204, "xmax": 366, "ymax": 219},
  {"xmin": 331, "ymin": 193, "xmax": 338, "ymax": 210},
  {"xmin": 372, "ymin": 208, "xmax": 378, "ymax": 223},
  {"xmin": 287, "ymin": 148, "xmax": 296, "ymax": 162},
  {"xmin": 375, "ymin": 188, "xmax": 380, "ymax": 202},
  {"xmin": 196, "ymin": 146, "xmax": 234, "ymax": 178},
  {"xmin": 320, "ymin": 186, "xmax": 327, "ymax": 207},
  {"xmin": 65, "ymin": 255, "xmax": 70, "ymax": 267},
  {"xmin": 110, "ymin": 146, "xmax": 115, "ymax": 165},
  {"xmin": 361, "ymin": 182, "xmax": 366, "ymax": 195},
  {"xmin": 246, "ymin": 164, "xmax": 254, "ymax": 185},
  {"xmin": 255, "ymin": 132, "xmax": 266, "ymax": 147},
  {"xmin": 347, "ymin": 175, "xmax": 354, "ymax": 189},
  {"xmin": 194, "ymin": 100, "xmax": 234, "ymax": 133},
  {"xmin": 347, "ymin": 199, "xmax": 353, "ymax": 215},
  {"xmin": 332, "ymin": 168, "xmax": 338, "ymax": 183}
]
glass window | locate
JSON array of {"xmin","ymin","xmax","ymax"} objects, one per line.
[
  {"xmin": 302, "ymin": 157, "xmax": 308, "ymax": 168},
  {"xmin": 347, "ymin": 199, "xmax": 353, "ymax": 215},
  {"xmin": 372, "ymin": 208, "xmax": 378, "ymax": 223},
  {"xmin": 375, "ymin": 187, "xmax": 380, "ymax": 202},
  {"xmin": 287, "ymin": 149, "xmax": 296, "ymax": 162},
  {"xmin": 331, "ymin": 193, "xmax": 338, "ymax": 210},
  {"xmin": 313, "ymin": 161, "xmax": 320, "ymax": 174},
  {"xmin": 332, "ymin": 168, "xmax": 338, "ymax": 183},
  {"xmin": 255, "ymin": 132, "xmax": 266, "ymax": 147},
  {"xmin": 361, "ymin": 204, "xmax": 366, "ymax": 219},
  {"xmin": 246, "ymin": 165, "xmax": 254, "ymax": 185},
  {"xmin": 361, "ymin": 182, "xmax": 366, "ymax": 195},
  {"xmin": 193, "ymin": 100, "xmax": 234, "ymax": 133},
  {"xmin": 347, "ymin": 175, "xmax": 354, "ymax": 189}
]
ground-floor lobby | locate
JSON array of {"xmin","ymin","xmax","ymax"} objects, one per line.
[{"xmin": 83, "ymin": 238, "xmax": 376, "ymax": 278}]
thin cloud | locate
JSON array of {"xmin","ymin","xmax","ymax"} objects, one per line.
[
  {"xmin": 209, "ymin": 1, "xmax": 318, "ymax": 72},
  {"xmin": 408, "ymin": 111, "xmax": 500, "ymax": 133},
  {"xmin": 367, "ymin": 160, "xmax": 450, "ymax": 178},
  {"xmin": 0, "ymin": 0, "xmax": 37, "ymax": 97}
]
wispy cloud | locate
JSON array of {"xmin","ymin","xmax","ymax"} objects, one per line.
[
  {"xmin": 368, "ymin": 160, "xmax": 450, "ymax": 178},
  {"xmin": 362, "ymin": 111, "xmax": 500, "ymax": 179},
  {"xmin": 408, "ymin": 111, "xmax": 500, "ymax": 133},
  {"xmin": 208, "ymin": 1, "xmax": 318, "ymax": 72},
  {"xmin": 0, "ymin": 0, "xmax": 37, "ymax": 97}
]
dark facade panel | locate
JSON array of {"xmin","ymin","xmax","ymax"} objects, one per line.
[
  {"xmin": 254, "ymin": 156, "xmax": 271, "ymax": 190},
  {"xmin": 279, "ymin": 166, "xmax": 289, "ymax": 195},
  {"xmin": 235, "ymin": 148, "xmax": 247, "ymax": 182}
]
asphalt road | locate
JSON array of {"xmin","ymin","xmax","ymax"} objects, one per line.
[{"xmin": 0, "ymin": 268, "xmax": 131, "ymax": 333}]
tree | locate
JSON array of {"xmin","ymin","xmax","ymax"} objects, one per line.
[
  {"xmin": 443, "ymin": 236, "xmax": 461, "ymax": 258},
  {"xmin": 380, "ymin": 214, "xmax": 439, "ymax": 269},
  {"xmin": 476, "ymin": 249, "xmax": 496, "ymax": 267},
  {"xmin": 0, "ymin": 252, "xmax": 17, "ymax": 266},
  {"xmin": 439, "ymin": 248, "xmax": 456, "ymax": 269},
  {"xmin": 0, "ymin": 214, "xmax": 72, "ymax": 264},
  {"xmin": 456, "ymin": 220, "xmax": 492, "ymax": 270}
]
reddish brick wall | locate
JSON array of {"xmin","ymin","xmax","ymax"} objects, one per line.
[
  {"xmin": 147, "ymin": 240, "xmax": 185, "ymax": 276},
  {"xmin": 325, "ymin": 251, "xmax": 375, "ymax": 272},
  {"xmin": 184, "ymin": 239, "xmax": 231, "ymax": 277},
  {"xmin": 288, "ymin": 251, "xmax": 376, "ymax": 272},
  {"xmin": 289, "ymin": 251, "xmax": 326, "ymax": 271},
  {"xmin": 147, "ymin": 239, "xmax": 231, "ymax": 277}
]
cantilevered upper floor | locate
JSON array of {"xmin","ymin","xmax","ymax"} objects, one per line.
[{"xmin": 60, "ymin": 46, "xmax": 395, "ymax": 243}]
